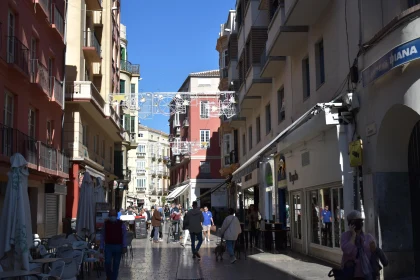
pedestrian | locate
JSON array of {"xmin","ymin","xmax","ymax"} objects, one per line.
[
  {"xmin": 246, "ymin": 204, "xmax": 261, "ymax": 247},
  {"xmin": 220, "ymin": 208, "xmax": 242, "ymax": 264},
  {"xmin": 181, "ymin": 208, "xmax": 190, "ymax": 248},
  {"xmin": 117, "ymin": 208, "xmax": 124, "ymax": 220},
  {"xmin": 170, "ymin": 203, "xmax": 181, "ymax": 241},
  {"xmin": 184, "ymin": 201, "xmax": 204, "ymax": 259},
  {"xmin": 100, "ymin": 209, "xmax": 127, "ymax": 280},
  {"xmin": 202, "ymin": 206, "xmax": 214, "ymax": 242},
  {"xmin": 151, "ymin": 206, "xmax": 162, "ymax": 243},
  {"xmin": 341, "ymin": 210, "xmax": 380, "ymax": 279}
]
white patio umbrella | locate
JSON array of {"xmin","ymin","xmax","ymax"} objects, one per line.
[
  {"xmin": 93, "ymin": 177, "xmax": 106, "ymax": 205},
  {"xmin": 0, "ymin": 153, "xmax": 32, "ymax": 271},
  {"xmin": 76, "ymin": 171, "xmax": 95, "ymax": 237}
]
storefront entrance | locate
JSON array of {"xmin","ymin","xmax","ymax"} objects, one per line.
[{"xmin": 407, "ymin": 120, "xmax": 420, "ymax": 277}]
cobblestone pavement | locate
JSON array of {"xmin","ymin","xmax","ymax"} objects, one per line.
[{"xmin": 88, "ymin": 226, "xmax": 333, "ymax": 280}]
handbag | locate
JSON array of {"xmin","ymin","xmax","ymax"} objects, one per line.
[
  {"xmin": 328, "ymin": 261, "xmax": 355, "ymax": 280},
  {"xmin": 210, "ymin": 225, "xmax": 217, "ymax": 232}
]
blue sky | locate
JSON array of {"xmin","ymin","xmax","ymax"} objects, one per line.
[{"xmin": 121, "ymin": 0, "xmax": 236, "ymax": 134}]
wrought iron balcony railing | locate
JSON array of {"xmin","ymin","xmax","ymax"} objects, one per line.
[
  {"xmin": 6, "ymin": 36, "xmax": 30, "ymax": 75},
  {"xmin": 83, "ymin": 31, "xmax": 101, "ymax": 58},
  {"xmin": 52, "ymin": 4, "xmax": 65, "ymax": 37},
  {"xmin": 120, "ymin": 60, "xmax": 140, "ymax": 75}
]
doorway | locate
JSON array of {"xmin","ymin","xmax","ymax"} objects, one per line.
[{"xmin": 407, "ymin": 120, "xmax": 420, "ymax": 277}]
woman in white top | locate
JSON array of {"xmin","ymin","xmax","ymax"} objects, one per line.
[{"xmin": 220, "ymin": 208, "xmax": 242, "ymax": 264}]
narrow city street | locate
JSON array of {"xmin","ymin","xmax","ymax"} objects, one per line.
[{"xmin": 89, "ymin": 226, "xmax": 332, "ymax": 280}]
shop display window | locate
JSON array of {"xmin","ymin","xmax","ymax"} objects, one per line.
[{"xmin": 292, "ymin": 193, "xmax": 302, "ymax": 239}]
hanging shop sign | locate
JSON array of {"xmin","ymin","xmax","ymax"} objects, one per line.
[
  {"xmin": 289, "ymin": 171, "xmax": 299, "ymax": 184},
  {"xmin": 277, "ymin": 155, "xmax": 287, "ymax": 188},
  {"xmin": 363, "ymin": 37, "xmax": 420, "ymax": 86}
]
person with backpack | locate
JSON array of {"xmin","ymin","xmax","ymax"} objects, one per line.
[{"xmin": 220, "ymin": 208, "xmax": 242, "ymax": 264}]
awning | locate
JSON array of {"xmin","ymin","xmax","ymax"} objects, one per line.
[
  {"xmin": 232, "ymin": 104, "xmax": 330, "ymax": 182},
  {"xmin": 166, "ymin": 184, "xmax": 190, "ymax": 201},
  {"xmin": 196, "ymin": 176, "xmax": 232, "ymax": 201},
  {"xmin": 84, "ymin": 165, "xmax": 105, "ymax": 181}
]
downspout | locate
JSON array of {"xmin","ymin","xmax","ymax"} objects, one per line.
[{"xmin": 61, "ymin": 0, "xmax": 68, "ymax": 153}]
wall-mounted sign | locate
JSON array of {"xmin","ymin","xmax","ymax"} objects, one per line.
[
  {"xmin": 289, "ymin": 171, "xmax": 299, "ymax": 184},
  {"xmin": 277, "ymin": 155, "xmax": 287, "ymax": 188},
  {"xmin": 366, "ymin": 123, "xmax": 377, "ymax": 137},
  {"xmin": 349, "ymin": 139, "xmax": 363, "ymax": 167},
  {"xmin": 363, "ymin": 37, "xmax": 420, "ymax": 86},
  {"xmin": 244, "ymin": 173, "xmax": 252, "ymax": 182}
]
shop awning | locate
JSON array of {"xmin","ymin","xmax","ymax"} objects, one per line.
[
  {"xmin": 196, "ymin": 176, "xmax": 232, "ymax": 201},
  {"xmin": 166, "ymin": 183, "xmax": 190, "ymax": 201},
  {"xmin": 232, "ymin": 104, "xmax": 331, "ymax": 182}
]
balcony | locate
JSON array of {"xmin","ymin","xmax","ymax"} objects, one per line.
[
  {"xmin": 86, "ymin": 0, "xmax": 102, "ymax": 10},
  {"xmin": 0, "ymin": 123, "xmax": 69, "ymax": 178},
  {"xmin": 51, "ymin": 77, "xmax": 64, "ymax": 108},
  {"xmin": 105, "ymin": 104, "xmax": 121, "ymax": 128},
  {"xmin": 136, "ymin": 188, "xmax": 146, "ymax": 193},
  {"xmin": 284, "ymin": 0, "xmax": 331, "ymax": 26},
  {"xmin": 93, "ymin": 11, "xmax": 103, "ymax": 26},
  {"xmin": 34, "ymin": 0, "xmax": 51, "ymax": 20},
  {"xmin": 30, "ymin": 59, "xmax": 51, "ymax": 98},
  {"xmin": 6, "ymin": 37, "xmax": 30, "ymax": 75},
  {"xmin": 120, "ymin": 60, "xmax": 140, "ymax": 75},
  {"xmin": 136, "ymin": 151, "xmax": 146, "ymax": 158},
  {"xmin": 52, "ymin": 4, "xmax": 65, "ymax": 38},
  {"xmin": 65, "ymin": 81, "xmax": 105, "ymax": 111},
  {"xmin": 244, "ymin": 64, "xmax": 271, "ymax": 98},
  {"xmin": 260, "ymin": 47, "xmax": 286, "ymax": 78},
  {"xmin": 136, "ymin": 168, "xmax": 146, "ymax": 175},
  {"xmin": 83, "ymin": 31, "xmax": 101, "ymax": 63}
]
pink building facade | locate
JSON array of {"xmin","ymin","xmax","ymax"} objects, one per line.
[{"xmin": 0, "ymin": 0, "xmax": 68, "ymax": 237}]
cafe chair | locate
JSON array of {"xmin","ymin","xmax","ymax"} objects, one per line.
[
  {"xmin": 60, "ymin": 259, "xmax": 79, "ymax": 280},
  {"xmin": 37, "ymin": 260, "xmax": 65, "ymax": 280}
]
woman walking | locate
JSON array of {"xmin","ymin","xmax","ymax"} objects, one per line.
[
  {"xmin": 220, "ymin": 208, "xmax": 242, "ymax": 264},
  {"xmin": 246, "ymin": 204, "xmax": 261, "ymax": 247},
  {"xmin": 151, "ymin": 206, "xmax": 162, "ymax": 243}
]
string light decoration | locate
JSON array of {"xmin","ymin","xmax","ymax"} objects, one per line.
[{"xmin": 123, "ymin": 91, "xmax": 237, "ymax": 119}]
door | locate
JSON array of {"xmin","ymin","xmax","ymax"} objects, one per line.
[
  {"xmin": 408, "ymin": 121, "xmax": 420, "ymax": 277},
  {"xmin": 45, "ymin": 194, "xmax": 58, "ymax": 237},
  {"xmin": 7, "ymin": 10, "xmax": 15, "ymax": 63}
]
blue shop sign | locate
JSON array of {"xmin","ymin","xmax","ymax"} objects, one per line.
[{"xmin": 362, "ymin": 37, "xmax": 420, "ymax": 86}]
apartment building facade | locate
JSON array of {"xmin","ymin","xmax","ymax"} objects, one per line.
[
  {"xmin": 126, "ymin": 125, "xmax": 170, "ymax": 209},
  {"xmin": 64, "ymin": 0, "xmax": 123, "ymax": 223},
  {"xmin": 224, "ymin": 0, "xmax": 420, "ymax": 277},
  {"xmin": 0, "ymin": 0, "xmax": 69, "ymax": 238},
  {"xmin": 167, "ymin": 71, "xmax": 225, "ymax": 210}
]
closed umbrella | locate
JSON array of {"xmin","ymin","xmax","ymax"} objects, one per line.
[
  {"xmin": 93, "ymin": 177, "xmax": 106, "ymax": 204},
  {"xmin": 0, "ymin": 153, "xmax": 32, "ymax": 271},
  {"xmin": 76, "ymin": 171, "xmax": 95, "ymax": 237}
]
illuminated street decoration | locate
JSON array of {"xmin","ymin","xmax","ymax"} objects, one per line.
[{"xmin": 121, "ymin": 91, "xmax": 237, "ymax": 119}]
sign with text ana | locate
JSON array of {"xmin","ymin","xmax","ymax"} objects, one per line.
[{"xmin": 363, "ymin": 37, "xmax": 420, "ymax": 86}]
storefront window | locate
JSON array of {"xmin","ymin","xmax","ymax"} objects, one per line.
[
  {"xmin": 309, "ymin": 187, "xmax": 344, "ymax": 248},
  {"xmin": 292, "ymin": 193, "xmax": 302, "ymax": 239}
]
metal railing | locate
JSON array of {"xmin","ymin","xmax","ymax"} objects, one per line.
[
  {"xmin": 120, "ymin": 60, "xmax": 140, "ymax": 75},
  {"xmin": 30, "ymin": 59, "xmax": 51, "ymax": 97},
  {"xmin": 0, "ymin": 124, "xmax": 37, "ymax": 165},
  {"xmin": 53, "ymin": 4, "xmax": 65, "ymax": 37},
  {"xmin": 109, "ymin": 105, "xmax": 120, "ymax": 126},
  {"xmin": 38, "ymin": 0, "xmax": 51, "ymax": 17},
  {"xmin": 52, "ymin": 77, "xmax": 63, "ymax": 107},
  {"xmin": 83, "ymin": 31, "xmax": 101, "ymax": 58},
  {"xmin": 7, "ymin": 36, "xmax": 30, "ymax": 75},
  {"xmin": 260, "ymin": 46, "xmax": 268, "ymax": 68}
]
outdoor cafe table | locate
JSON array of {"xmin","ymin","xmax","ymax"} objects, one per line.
[
  {"xmin": 30, "ymin": 257, "xmax": 63, "ymax": 273},
  {"xmin": 0, "ymin": 270, "xmax": 39, "ymax": 279}
]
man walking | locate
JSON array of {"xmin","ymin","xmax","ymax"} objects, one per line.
[
  {"xmin": 202, "ymin": 206, "xmax": 214, "ymax": 242},
  {"xmin": 100, "ymin": 209, "xmax": 127, "ymax": 280},
  {"xmin": 184, "ymin": 201, "xmax": 204, "ymax": 259}
]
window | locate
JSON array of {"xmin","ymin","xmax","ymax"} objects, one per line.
[
  {"xmin": 302, "ymin": 57, "xmax": 310, "ymax": 99},
  {"xmin": 315, "ymin": 39, "xmax": 325, "ymax": 88},
  {"xmin": 221, "ymin": 49, "xmax": 228, "ymax": 68},
  {"xmin": 130, "ymin": 116, "xmax": 135, "ymax": 133},
  {"xmin": 137, "ymin": 144, "xmax": 146, "ymax": 153},
  {"xmin": 292, "ymin": 193, "xmax": 302, "ymax": 240},
  {"xmin": 277, "ymin": 88, "xmax": 285, "ymax": 123},
  {"xmin": 136, "ymin": 178, "xmax": 146, "ymax": 188},
  {"xmin": 120, "ymin": 79, "xmax": 125, "ymax": 94},
  {"xmin": 223, "ymin": 134, "xmax": 231, "ymax": 155},
  {"xmin": 82, "ymin": 124, "xmax": 88, "ymax": 147},
  {"xmin": 7, "ymin": 11, "xmax": 15, "ymax": 63},
  {"xmin": 101, "ymin": 140, "xmax": 105, "ymax": 158},
  {"xmin": 93, "ymin": 135, "xmax": 99, "ymax": 154},
  {"xmin": 199, "ymin": 161, "xmax": 211, "ymax": 173},
  {"xmin": 200, "ymin": 130, "xmax": 210, "ymax": 149},
  {"xmin": 173, "ymin": 112, "xmax": 180, "ymax": 127},
  {"xmin": 138, "ymin": 133, "xmax": 144, "ymax": 138},
  {"xmin": 137, "ymin": 161, "xmax": 145, "ymax": 170},
  {"xmin": 4, "ymin": 91, "xmax": 14, "ymax": 127},
  {"xmin": 248, "ymin": 126, "xmax": 252, "ymax": 151},
  {"xmin": 200, "ymin": 101, "xmax": 209, "ymax": 119},
  {"xmin": 408, "ymin": 0, "xmax": 420, "ymax": 8},
  {"xmin": 256, "ymin": 116, "xmax": 261, "ymax": 143},
  {"xmin": 131, "ymin": 83, "xmax": 136, "ymax": 93},
  {"xmin": 242, "ymin": 133, "xmax": 246, "ymax": 156},
  {"xmin": 124, "ymin": 115, "xmax": 129, "ymax": 132},
  {"xmin": 47, "ymin": 120, "xmax": 54, "ymax": 145},
  {"xmin": 109, "ymin": 147, "xmax": 113, "ymax": 163},
  {"xmin": 309, "ymin": 187, "xmax": 344, "ymax": 248},
  {"xmin": 28, "ymin": 108, "xmax": 36, "ymax": 138},
  {"xmin": 265, "ymin": 104, "xmax": 271, "ymax": 134}
]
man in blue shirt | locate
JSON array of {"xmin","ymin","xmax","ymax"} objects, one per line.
[
  {"xmin": 321, "ymin": 205, "xmax": 332, "ymax": 246},
  {"xmin": 202, "ymin": 206, "xmax": 214, "ymax": 242}
]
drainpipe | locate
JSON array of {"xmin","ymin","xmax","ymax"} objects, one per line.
[{"xmin": 61, "ymin": 0, "xmax": 68, "ymax": 153}]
